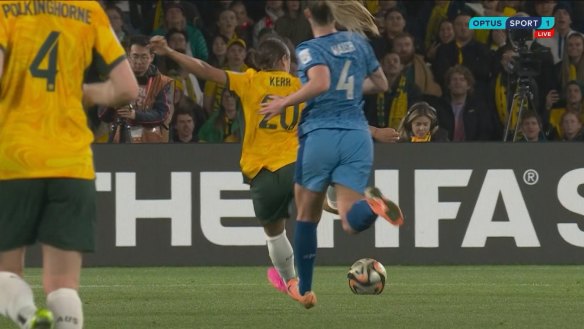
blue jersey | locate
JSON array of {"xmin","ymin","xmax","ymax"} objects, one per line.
[{"xmin": 295, "ymin": 31, "xmax": 379, "ymax": 136}]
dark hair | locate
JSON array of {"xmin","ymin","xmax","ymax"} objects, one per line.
[
  {"xmin": 104, "ymin": 4, "xmax": 124, "ymax": 19},
  {"xmin": 165, "ymin": 28, "xmax": 188, "ymax": 41},
  {"xmin": 520, "ymin": 110, "xmax": 542, "ymax": 127},
  {"xmin": 127, "ymin": 35, "xmax": 151, "ymax": 51},
  {"xmin": 246, "ymin": 37, "xmax": 290, "ymax": 71},
  {"xmin": 384, "ymin": 7, "xmax": 406, "ymax": 21},
  {"xmin": 393, "ymin": 31, "xmax": 415, "ymax": 43},
  {"xmin": 445, "ymin": 64, "xmax": 475, "ymax": 92},
  {"xmin": 174, "ymin": 104, "xmax": 197, "ymax": 120}
]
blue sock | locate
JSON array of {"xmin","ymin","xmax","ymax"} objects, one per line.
[
  {"xmin": 347, "ymin": 199, "xmax": 377, "ymax": 232},
  {"xmin": 294, "ymin": 221, "xmax": 318, "ymax": 295}
]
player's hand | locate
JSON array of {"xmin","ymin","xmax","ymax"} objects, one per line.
[
  {"xmin": 149, "ymin": 36, "xmax": 172, "ymax": 56},
  {"xmin": 492, "ymin": 30, "xmax": 507, "ymax": 47},
  {"xmin": 259, "ymin": 95, "xmax": 286, "ymax": 120},
  {"xmin": 546, "ymin": 90, "xmax": 560, "ymax": 110},
  {"xmin": 373, "ymin": 127, "xmax": 400, "ymax": 143}
]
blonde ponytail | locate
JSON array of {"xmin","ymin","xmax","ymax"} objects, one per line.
[{"xmin": 324, "ymin": 0, "xmax": 379, "ymax": 36}]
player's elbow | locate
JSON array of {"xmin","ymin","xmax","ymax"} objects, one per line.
[
  {"xmin": 314, "ymin": 79, "xmax": 330, "ymax": 94},
  {"xmin": 378, "ymin": 79, "xmax": 389, "ymax": 93},
  {"xmin": 117, "ymin": 83, "xmax": 139, "ymax": 104}
]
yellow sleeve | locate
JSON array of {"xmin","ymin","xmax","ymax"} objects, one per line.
[
  {"xmin": 0, "ymin": 12, "xmax": 7, "ymax": 53},
  {"xmin": 91, "ymin": 4, "xmax": 127, "ymax": 76},
  {"xmin": 226, "ymin": 69, "xmax": 254, "ymax": 99},
  {"xmin": 204, "ymin": 80, "xmax": 217, "ymax": 97}
]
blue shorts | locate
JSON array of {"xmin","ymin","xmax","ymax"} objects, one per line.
[{"xmin": 295, "ymin": 128, "xmax": 373, "ymax": 193}]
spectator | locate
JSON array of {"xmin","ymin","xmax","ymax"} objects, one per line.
[
  {"xmin": 435, "ymin": 65, "xmax": 496, "ymax": 141},
  {"xmin": 546, "ymin": 80, "xmax": 584, "ymax": 138},
  {"xmin": 252, "ymin": 0, "xmax": 285, "ymax": 47},
  {"xmin": 161, "ymin": 29, "xmax": 204, "ymax": 107},
  {"xmin": 393, "ymin": 33, "xmax": 442, "ymax": 96},
  {"xmin": 203, "ymin": 38, "xmax": 247, "ymax": 114},
  {"xmin": 364, "ymin": 52, "xmax": 421, "ymax": 129},
  {"xmin": 397, "ymin": 102, "xmax": 449, "ymax": 142},
  {"xmin": 99, "ymin": 35, "xmax": 173, "ymax": 143},
  {"xmin": 557, "ymin": 110, "xmax": 584, "ymax": 141},
  {"xmin": 424, "ymin": 1, "xmax": 454, "ymax": 52},
  {"xmin": 199, "ymin": 90, "xmax": 242, "ymax": 143},
  {"xmin": 371, "ymin": 8, "xmax": 407, "ymax": 59},
  {"xmin": 215, "ymin": 8, "xmax": 239, "ymax": 42},
  {"xmin": 536, "ymin": 2, "xmax": 574, "ymax": 64},
  {"xmin": 473, "ymin": 1, "xmax": 516, "ymax": 49},
  {"xmin": 426, "ymin": 19, "xmax": 454, "ymax": 64},
  {"xmin": 172, "ymin": 103, "xmax": 199, "ymax": 143},
  {"xmin": 105, "ymin": 4, "xmax": 133, "ymax": 46},
  {"xmin": 198, "ymin": 0, "xmax": 233, "ymax": 35},
  {"xmin": 433, "ymin": 12, "xmax": 492, "ymax": 95},
  {"xmin": 516, "ymin": 111, "xmax": 546, "ymax": 142},
  {"xmin": 275, "ymin": 0, "xmax": 312, "ymax": 47},
  {"xmin": 230, "ymin": 1, "xmax": 254, "ymax": 47},
  {"xmin": 559, "ymin": 33, "xmax": 584, "ymax": 91},
  {"xmin": 527, "ymin": 0, "xmax": 557, "ymax": 17},
  {"xmin": 102, "ymin": 0, "xmax": 142, "ymax": 33},
  {"xmin": 152, "ymin": 3, "xmax": 208, "ymax": 61},
  {"xmin": 208, "ymin": 34, "xmax": 229, "ymax": 69}
]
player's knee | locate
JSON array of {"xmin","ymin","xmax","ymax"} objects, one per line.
[{"xmin": 340, "ymin": 218, "xmax": 358, "ymax": 235}]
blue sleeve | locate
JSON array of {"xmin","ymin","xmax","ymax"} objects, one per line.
[{"xmin": 296, "ymin": 42, "xmax": 327, "ymax": 74}]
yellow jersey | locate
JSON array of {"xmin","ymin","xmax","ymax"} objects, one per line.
[
  {"xmin": 0, "ymin": 1, "xmax": 126, "ymax": 180},
  {"xmin": 226, "ymin": 69, "xmax": 304, "ymax": 180}
]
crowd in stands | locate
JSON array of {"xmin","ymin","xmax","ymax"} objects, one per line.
[{"xmin": 89, "ymin": 0, "xmax": 584, "ymax": 143}]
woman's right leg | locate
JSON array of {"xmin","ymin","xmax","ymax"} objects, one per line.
[
  {"xmin": 0, "ymin": 179, "xmax": 54, "ymax": 329},
  {"xmin": 291, "ymin": 183, "xmax": 325, "ymax": 307}
]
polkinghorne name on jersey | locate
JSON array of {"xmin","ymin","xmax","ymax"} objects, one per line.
[
  {"xmin": 2, "ymin": 1, "xmax": 92, "ymax": 25},
  {"xmin": 269, "ymin": 76, "xmax": 291, "ymax": 87},
  {"xmin": 331, "ymin": 41, "xmax": 356, "ymax": 56}
]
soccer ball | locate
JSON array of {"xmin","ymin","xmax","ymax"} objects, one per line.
[{"xmin": 347, "ymin": 258, "xmax": 387, "ymax": 295}]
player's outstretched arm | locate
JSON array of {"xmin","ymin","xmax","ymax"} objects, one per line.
[
  {"xmin": 259, "ymin": 64, "xmax": 330, "ymax": 120},
  {"xmin": 83, "ymin": 60, "xmax": 139, "ymax": 108},
  {"xmin": 363, "ymin": 67, "xmax": 388, "ymax": 95},
  {"xmin": 149, "ymin": 35, "xmax": 226, "ymax": 85}
]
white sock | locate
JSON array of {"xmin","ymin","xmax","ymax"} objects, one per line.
[
  {"xmin": 46, "ymin": 288, "xmax": 83, "ymax": 329},
  {"xmin": 0, "ymin": 271, "xmax": 37, "ymax": 329},
  {"xmin": 266, "ymin": 230, "xmax": 296, "ymax": 281}
]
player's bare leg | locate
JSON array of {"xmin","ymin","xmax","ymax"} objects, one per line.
[
  {"xmin": 0, "ymin": 247, "xmax": 54, "ymax": 329},
  {"xmin": 42, "ymin": 244, "xmax": 83, "ymax": 329}
]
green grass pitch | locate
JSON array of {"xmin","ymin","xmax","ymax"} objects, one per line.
[{"xmin": 1, "ymin": 266, "xmax": 583, "ymax": 329}]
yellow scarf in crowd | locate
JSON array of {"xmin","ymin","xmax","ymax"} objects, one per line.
[
  {"xmin": 570, "ymin": 64, "xmax": 577, "ymax": 81},
  {"xmin": 411, "ymin": 133, "xmax": 432, "ymax": 142},
  {"xmin": 377, "ymin": 76, "xmax": 408, "ymax": 129},
  {"xmin": 495, "ymin": 74, "xmax": 520, "ymax": 129},
  {"xmin": 174, "ymin": 75, "xmax": 197, "ymax": 103}
]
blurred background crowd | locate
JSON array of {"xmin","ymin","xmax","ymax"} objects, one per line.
[{"xmin": 88, "ymin": 0, "xmax": 584, "ymax": 143}]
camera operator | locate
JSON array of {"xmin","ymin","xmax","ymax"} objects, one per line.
[
  {"xmin": 99, "ymin": 35, "xmax": 174, "ymax": 143},
  {"xmin": 489, "ymin": 13, "xmax": 555, "ymax": 138}
]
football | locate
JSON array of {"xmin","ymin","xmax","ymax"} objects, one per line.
[{"xmin": 347, "ymin": 258, "xmax": 387, "ymax": 295}]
